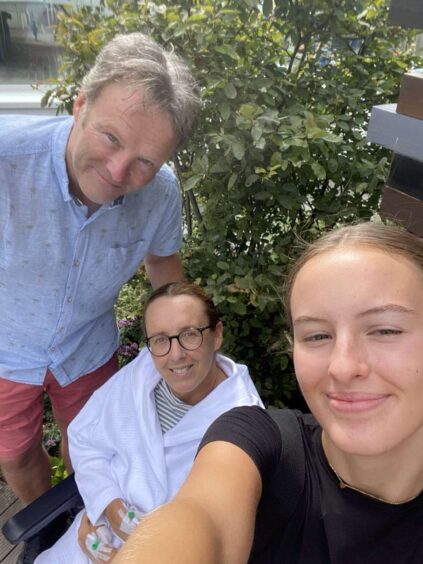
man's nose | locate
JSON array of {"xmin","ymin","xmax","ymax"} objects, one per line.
[{"xmin": 106, "ymin": 154, "xmax": 131, "ymax": 184}]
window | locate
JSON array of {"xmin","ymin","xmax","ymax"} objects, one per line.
[{"xmin": 0, "ymin": 1, "xmax": 99, "ymax": 113}]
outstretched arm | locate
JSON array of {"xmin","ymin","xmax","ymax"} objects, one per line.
[{"xmin": 114, "ymin": 441, "xmax": 262, "ymax": 563}]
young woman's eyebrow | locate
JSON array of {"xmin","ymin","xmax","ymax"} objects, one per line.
[
  {"xmin": 293, "ymin": 316, "xmax": 326, "ymax": 326},
  {"xmin": 293, "ymin": 305, "xmax": 416, "ymax": 327},
  {"xmin": 358, "ymin": 304, "xmax": 416, "ymax": 318}
]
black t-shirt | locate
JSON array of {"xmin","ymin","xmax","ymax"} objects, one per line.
[{"xmin": 200, "ymin": 406, "xmax": 423, "ymax": 564}]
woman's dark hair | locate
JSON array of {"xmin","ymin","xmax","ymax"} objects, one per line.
[{"xmin": 143, "ymin": 281, "xmax": 220, "ymax": 335}]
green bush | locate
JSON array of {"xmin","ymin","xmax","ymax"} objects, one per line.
[{"xmin": 44, "ymin": 0, "xmax": 422, "ymax": 407}]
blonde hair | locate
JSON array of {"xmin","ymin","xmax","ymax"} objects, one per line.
[{"xmin": 284, "ymin": 222, "xmax": 423, "ymax": 330}]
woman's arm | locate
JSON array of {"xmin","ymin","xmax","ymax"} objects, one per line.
[{"xmin": 114, "ymin": 440, "xmax": 262, "ymax": 563}]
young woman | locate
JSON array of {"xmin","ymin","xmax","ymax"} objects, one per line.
[
  {"xmin": 114, "ymin": 222, "xmax": 423, "ymax": 564},
  {"xmin": 35, "ymin": 282, "xmax": 263, "ymax": 563}
]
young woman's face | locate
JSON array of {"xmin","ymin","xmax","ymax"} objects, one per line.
[
  {"xmin": 144, "ymin": 295, "xmax": 223, "ymax": 405},
  {"xmin": 290, "ymin": 247, "xmax": 423, "ymax": 458}
]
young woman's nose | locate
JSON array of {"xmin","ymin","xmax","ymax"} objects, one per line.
[{"xmin": 328, "ymin": 337, "xmax": 369, "ymax": 381}]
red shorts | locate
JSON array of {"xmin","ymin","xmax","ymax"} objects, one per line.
[{"xmin": 0, "ymin": 354, "xmax": 119, "ymax": 459}]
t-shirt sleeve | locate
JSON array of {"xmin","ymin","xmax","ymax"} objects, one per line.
[{"xmin": 199, "ymin": 405, "xmax": 282, "ymax": 483}]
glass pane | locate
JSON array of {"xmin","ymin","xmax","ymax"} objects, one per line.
[
  {"xmin": 0, "ymin": 1, "xmax": 100, "ymax": 84},
  {"xmin": 0, "ymin": 2, "xmax": 62, "ymax": 83}
]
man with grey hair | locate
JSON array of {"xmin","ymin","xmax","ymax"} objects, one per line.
[{"xmin": 0, "ymin": 32, "xmax": 199, "ymax": 562}]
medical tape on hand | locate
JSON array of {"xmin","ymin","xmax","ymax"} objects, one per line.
[
  {"xmin": 85, "ymin": 526, "xmax": 114, "ymax": 562},
  {"xmin": 117, "ymin": 505, "xmax": 142, "ymax": 535}
]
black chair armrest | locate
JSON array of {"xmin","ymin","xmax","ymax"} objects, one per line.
[{"xmin": 1, "ymin": 473, "xmax": 83, "ymax": 544}]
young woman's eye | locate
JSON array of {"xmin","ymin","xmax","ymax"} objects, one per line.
[
  {"xmin": 303, "ymin": 333, "xmax": 330, "ymax": 343},
  {"xmin": 371, "ymin": 328, "xmax": 403, "ymax": 337}
]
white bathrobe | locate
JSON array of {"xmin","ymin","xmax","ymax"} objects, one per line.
[{"xmin": 36, "ymin": 348, "xmax": 263, "ymax": 563}]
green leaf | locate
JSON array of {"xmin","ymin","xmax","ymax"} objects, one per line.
[
  {"xmin": 228, "ymin": 172, "xmax": 238, "ymax": 189},
  {"xmin": 255, "ymin": 191, "xmax": 271, "ymax": 200},
  {"xmin": 230, "ymin": 302, "xmax": 247, "ymax": 315},
  {"xmin": 231, "ymin": 141, "xmax": 245, "ymax": 160},
  {"xmin": 311, "ymin": 162, "xmax": 326, "ymax": 180},
  {"xmin": 219, "ymin": 101, "xmax": 231, "ymax": 120},
  {"xmin": 214, "ymin": 45, "xmax": 240, "ymax": 61},
  {"xmin": 183, "ymin": 174, "xmax": 202, "ymax": 191},
  {"xmin": 245, "ymin": 174, "xmax": 259, "ymax": 187},
  {"xmin": 210, "ymin": 161, "xmax": 231, "ymax": 174},
  {"xmin": 239, "ymin": 103, "xmax": 261, "ymax": 120},
  {"xmin": 224, "ymin": 83, "xmax": 237, "ymax": 99},
  {"xmin": 251, "ymin": 123, "xmax": 263, "ymax": 142}
]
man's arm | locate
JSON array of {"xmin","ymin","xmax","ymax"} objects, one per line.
[
  {"xmin": 114, "ymin": 441, "xmax": 262, "ymax": 564},
  {"xmin": 144, "ymin": 252, "xmax": 184, "ymax": 289}
]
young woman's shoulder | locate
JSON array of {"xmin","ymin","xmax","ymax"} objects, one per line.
[{"xmin": 199, "ymin": 406, "xmax": 317, "ymax": 482}]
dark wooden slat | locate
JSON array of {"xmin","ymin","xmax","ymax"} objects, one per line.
[
  {"xmin": 388, "ymin": 153, "xmax": 423, "ymax": 201},
  {"xmin": 397, "ymin": 72, "xmax": 423, "ymax": 121},
  {"xmin": 0, "ymin": 542, "xmax": 20, "ymax": 564},
  {"xmin": 0, "ymin": 481, "xmax": 23, "ymax": 563},
  {"xmin": 380, "ymin": 185, "xmax": 423, "ymax": 236},
  {"xmin": 0, "ymin": 483, "xmax": 17, "ymax": 517}
]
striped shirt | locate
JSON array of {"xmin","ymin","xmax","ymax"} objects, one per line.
[{"xmin": 154, "ymin": 378, "xmax": 191, "ymax": 433}]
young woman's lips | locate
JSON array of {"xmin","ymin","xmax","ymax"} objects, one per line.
[{"xmin": 326, "ymin": 392, "xmax": 389, "ymax": 414}]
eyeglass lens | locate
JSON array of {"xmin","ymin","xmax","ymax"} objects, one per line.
[{"xmin": 149, "ymin": 328, "xmax": 204, "ymax": 356}]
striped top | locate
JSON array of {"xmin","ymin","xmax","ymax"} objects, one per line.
[{"xmin": 154, "ymin": 378, "xmax": 191, "ymax": 433}]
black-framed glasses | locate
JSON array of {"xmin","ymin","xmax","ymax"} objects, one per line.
[{"xmin": 146, "ymin": 325, "xmax": 214, "ymax": 357}]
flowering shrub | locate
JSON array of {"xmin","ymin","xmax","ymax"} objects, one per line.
[
  {"xmin": 117, "ymin": 316, "xmax": 143, "ymax": 367},
  {"xmin": 43, "ymin": 394, "xmax": 62, "ymax": 456}
]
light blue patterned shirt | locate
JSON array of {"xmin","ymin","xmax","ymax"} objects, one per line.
[{"xmin": 0, "ymin": 115, "xmax": 182, "ymax": 386}]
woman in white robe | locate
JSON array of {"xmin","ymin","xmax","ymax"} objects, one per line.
[{"xmin": 36, "ymin": 281, "xmax": 263, "ymax": 563}]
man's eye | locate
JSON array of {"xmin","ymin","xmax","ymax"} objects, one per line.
[
  {"xmin": 137, "ymin": 158, "xmax": 154, "ymax": 169},
  {"xmin": 105, "ymin": 132, "xmax": 118, "ymax": 144}
]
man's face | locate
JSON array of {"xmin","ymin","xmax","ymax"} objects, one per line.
[{"xmin": 66, "ymin": 82, "xmax": 178, "ymax": 210}]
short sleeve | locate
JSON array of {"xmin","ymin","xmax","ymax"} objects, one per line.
[
  {"xmin": 199, "ymin": 405, "xmax": 282, "ymax": 484},
  {"xmin": 147, "ymin": 169, "xmax": 182, "ymax": 256}
]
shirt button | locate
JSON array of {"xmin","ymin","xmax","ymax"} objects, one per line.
[
  {"xmin": 67, "ymin": 296, "xmax": 73, "ymax": 303},
  {"xmin": 73, "ymin": 259, "xmax": 80, "ymax": 267},
  {"xmin": 49, "ymin": 346, "xmax": 56, "ymax": 352}
]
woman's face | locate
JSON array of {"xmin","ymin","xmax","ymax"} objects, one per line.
[
  {"xmin": 290, "ymin": 247, "xmax": 423, "ymax": 458},
  {"xmin": 144, "ymin": 295, "xmax": 223, "ymax": 405}
]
